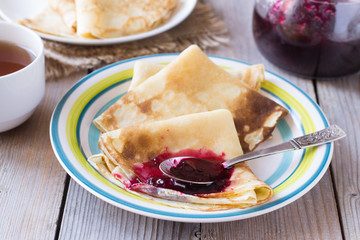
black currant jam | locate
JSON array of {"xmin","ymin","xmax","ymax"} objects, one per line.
[
  {"xmin": 252, "ymin": 0, "xmax": 360, "ymax": 77},
  {"xmin": 131, "ymin": 149, "xmax": 234, "ymax": 195},
  {"xmin": 169, "ymin": 158, "xmax": 228, "ymax": 182}
]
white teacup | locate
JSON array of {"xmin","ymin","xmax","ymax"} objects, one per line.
[{"xmin": 0, "ymin": 21, "xmax": 45, "ymax": 132}]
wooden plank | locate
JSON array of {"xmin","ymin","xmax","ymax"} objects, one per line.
[
  {"xmin": 202, "ymin": 0, "xmax": 343, "ymax": 239},
  {"xmin": 58, "ymin": 180, "xmax": 200, "ymax": 240},
  {"xmin": 0, "ymin": 71, "xmax": 87, "ymax": 239},
  {"xmin": 202, "ymin": 173, "xmax": 341, "ymax": 240},
  {"xmin": 316, "ymin": 76, "xmax": 360, "ymax": 240}
]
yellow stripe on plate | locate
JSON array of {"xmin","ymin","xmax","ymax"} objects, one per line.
[
  {"xmin": 65, "ymin": 69, "xmax": 163, "ymax": 203},
  {"xmin": 262, "ymin": 80, "xmax": 316, "ymax": 194}
]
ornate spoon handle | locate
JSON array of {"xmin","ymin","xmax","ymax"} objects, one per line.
[
  {"xmin": 222, "ymin": 125, "xmax": 346, "ymax": 168},
  {"xmin": 292, "ymin": 124, "xmax": 346, "ymax": 148}
]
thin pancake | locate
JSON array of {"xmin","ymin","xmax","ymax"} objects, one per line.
[
  {"xmin": 19, "ymin": 0, "xmax": 177, "ymax": 39},
  {"xmin": 129, "ymin": 61, "xmax": 265, "ymax": 91},
  {"xmin": 18, "ymin": 3, "xmax": 76, "ymax": 38},
  {"xmin": 89, "ymin": 154, "xmax": 259, "ymax": 211},
  {"xmin": 50, "ymin": 0, "xmax": 77, "ymax": 31},
  {"xmin": 89, "ymin": 110, "xmax": 273, "ymax": 210},
  {"xmin": 94, "ymin": 45, "xmax": 287, "ymax": 152},
  {"xmin": 75, "ymin": 0, "xmax": 178, "ymax": 38}
]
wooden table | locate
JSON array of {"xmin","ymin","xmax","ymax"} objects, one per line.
[{"xmin": 1, "ymin": 1, "xmax": 359, "ymax": 239}]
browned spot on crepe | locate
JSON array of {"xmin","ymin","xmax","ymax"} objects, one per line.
[
  {"xmin": 121, "ymin": 141, "xmax": 136, "ymax": 160},
  {"xmin": 233, "ymin": 90, "xmax": 287, "ymax": 152},
  {"xmin": 137, "ymin": 99, "xmax": 152, "ymax": 114}
]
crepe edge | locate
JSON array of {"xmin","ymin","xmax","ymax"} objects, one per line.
[{"xmin": 88, "ymin": 153, "xmax": 273, "ymax": 211}]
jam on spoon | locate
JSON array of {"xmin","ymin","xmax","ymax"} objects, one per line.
[{"xmin": 169, "ymin": 157, "xmax": 228, "ymax": 183}]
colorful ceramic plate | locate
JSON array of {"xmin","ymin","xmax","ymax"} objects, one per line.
[
  {"xmin": 0, "ymin": 0, "xmax": 196, "ymax": 46},
  {"xmin": 50, "ymin": 54, "xmax": 332, "ymax": 222}
]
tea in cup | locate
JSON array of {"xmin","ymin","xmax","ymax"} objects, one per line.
[{"xmin": 0, "ymin": 21, "xmax": 45, "ymax": 132}]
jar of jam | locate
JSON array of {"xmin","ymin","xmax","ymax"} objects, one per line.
[{"xmin": 252, "ymin": 0, "xmax": 360, "ymax": 78}]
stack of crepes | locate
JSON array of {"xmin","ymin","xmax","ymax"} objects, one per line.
[
  {"xmin": 18, "ymin": 0, "xmax": 178, "ymax": 38},
  {"xmin": 89, "ymin": 45, "xmax": 288, "ymax": 210}
]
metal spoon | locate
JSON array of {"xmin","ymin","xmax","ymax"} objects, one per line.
[{"xmin": 159, "ymin": 125, "xmax": 346, "ymax": 185}]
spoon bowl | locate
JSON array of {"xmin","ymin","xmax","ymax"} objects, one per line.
[{"xmin": 159, "ymin": 157, "xmax": 216, "ymax": 185}]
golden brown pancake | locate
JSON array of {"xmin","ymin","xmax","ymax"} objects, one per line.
[
  {"xmin": 51, "ymin": 0, "xmax": 77, "ymax": 31},
  {"xmin": 76, "ymin": 0, "xmax": 178, "ymax": 38},
  {"xmin": 129, "ymin": 61, "xmax": 265, "ymax": 92},
  {"xmin": 89, "ymin": 110, "xmax": 273, "ymax": 210},
  {"xmin": 226, "ymin": 64, "xmax": 265, "ymax": 91},
  {"xmin": 19, "ymin": 0, "xmax": 178, "ymax": 39},
  {"xmin": 129, "ymin": 61, "xmax": 166, "ymax": 91},
  {"xmin": 18, "ymin": 2, "xmax": 76, "ymax": 38},
  {"xmin": 94, "ymin": 45, "xmax": 287, "ymax": 152}
]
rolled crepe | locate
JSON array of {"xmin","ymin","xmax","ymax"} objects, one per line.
[
  {"xmin": 18, "ymin": 2, "xmax": 76, "ymax": 38},
  {"xmin": 89, "ymin": 110, "xmax": 273, "ymax": 210},
  {"xmin": 94, "ymin": 45, "xmax": 287, "ymax": 152},
  {"xmin": 75, "ymin": 0, "xmax": 178, "ymax": 38},
  {"xmin": 19, "ymin": 0, "xmax": 178, "ymax": 39},
  {"xmin": 129, "ymin": 61, "xmax": 266, "ymax": 92},
  {"xmin": 50, "ymin": 0, "xmax": 77, "ymax": 31}
]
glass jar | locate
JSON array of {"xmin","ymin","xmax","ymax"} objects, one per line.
[{"xmin": 252, "ymin": 0, "xmax": 360, "ymax": 78}]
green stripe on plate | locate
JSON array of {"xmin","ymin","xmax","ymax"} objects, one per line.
[
  {"xmin": 65, "ymin": 69, "xmax": 163, "ymax": 204},
  {"xmin": 261, "ymin": 81, "xmax": 316, "ymax": 194}
]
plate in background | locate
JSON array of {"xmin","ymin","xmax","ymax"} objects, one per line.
[{"xmin": 0, "ymin": 0, "xmax": 197, "ymax": 45}]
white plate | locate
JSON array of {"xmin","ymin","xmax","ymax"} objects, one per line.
[
  {"xmin": 50, "ymin": 54, "xmax": 332, "ymax": 222},
  {"xmin": 0, "ymin": 0, "xmax": 197, "ymax": 46}
]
